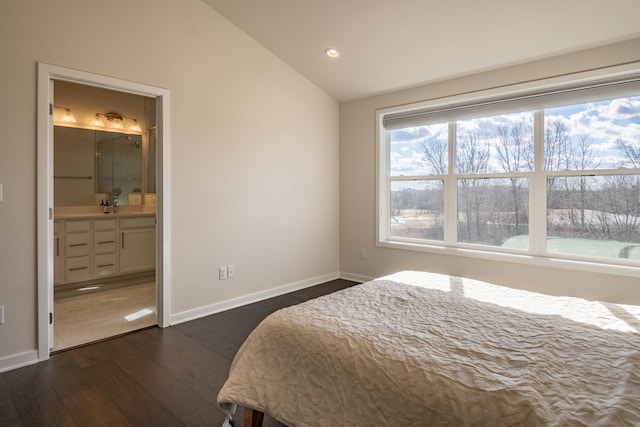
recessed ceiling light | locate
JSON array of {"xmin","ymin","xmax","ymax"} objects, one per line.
[{"xmin": 325, "ymin": 48, "xmax": 340, "ymax": 58}]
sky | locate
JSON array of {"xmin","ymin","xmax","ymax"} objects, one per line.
[{"xmin": 389, "ymin": 95, "xmax": 640, "ymax": 180}]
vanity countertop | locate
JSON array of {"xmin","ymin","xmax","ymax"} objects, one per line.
[
  {"xmin": 55, "ymin": 212, "xmax": 155, "ymax": 219},
  {"xmin": 54, "ymin": 207, "xmax": 156, "ymax": 219}
]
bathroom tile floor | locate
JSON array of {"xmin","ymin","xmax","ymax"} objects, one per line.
[{"xmin": 53, "ymin": 280, "xmax": 157, "ymax": 351}]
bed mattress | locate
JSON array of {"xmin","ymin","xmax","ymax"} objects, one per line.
[{"xmin": 217, "ymin": 271, "xmax": 640, "ymax": 426}]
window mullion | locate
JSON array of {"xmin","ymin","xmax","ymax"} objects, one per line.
[
  {"xmin": 532, "ymin": 110, "xmax": 546, "ymax": 256},
  {"xmin": 379, "ymin": 129, "xmax": 391, "ymax": 243},
  {"xmin": 445, "ymin": 122, "xmax": 457, "ymax": 245}
]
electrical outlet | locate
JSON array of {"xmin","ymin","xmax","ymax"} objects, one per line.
[
  {"xmin": 227, "ymin": 265, "xmax": 235, "ymax": 278},
  {"xmin": 359, "ymin": 248, "xmax": 367, "ymax": 259},
  {"xmin": 219, "ymin": 266, "xmax": 227, "ymax": 280}
]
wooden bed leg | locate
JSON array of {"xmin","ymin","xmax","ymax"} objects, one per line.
[{"xmin": 244, "ymin": 407, "xmax": 265, "ymax": 427}]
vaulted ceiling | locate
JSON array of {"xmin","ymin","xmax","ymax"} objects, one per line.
[{"xmin": 203, "ymin": 0, "xmax": 640, "ymax": 102}]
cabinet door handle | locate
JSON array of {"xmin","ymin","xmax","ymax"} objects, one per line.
[
  {"xmin": 56, "ymin": 237, "xmax": 59, "ymax": 256},
  {"xmin": 69, "ymin": 266, "xmax": 88, "ymax": 271},
  {"xmin": 97, "ymin": 263, "xmax": 115, "ymax": 268},
  {"xmin": 122, "ymin": 232, "xmax": 125, "ymax": 249},
  {"xmin": 69, "ymin": 243, "xmax": 88, "ymax": 247},
  {"xmin": 97, "ymin": 240, "xmax": 115, "ymax": 244}
]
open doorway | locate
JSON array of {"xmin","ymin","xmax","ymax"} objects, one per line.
[
  {"xmin": 37, "ymin": 64, "xmax": 171, "ymax": 360},
  {"xmin": 52, "ymin": 81, "xmax": 157, "ymax": 350}
]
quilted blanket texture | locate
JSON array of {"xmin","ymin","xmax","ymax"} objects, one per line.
[{"xmin": 217, "ymin": 271, "xmax": 640, "ymax": 426}]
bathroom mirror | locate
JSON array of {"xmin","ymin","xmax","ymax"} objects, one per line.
[
  {"xmin": 54, "ymin": 126, "xmax": 151, "ymax": 207},
  {"xmin": 96, "ymin": 130, "xmax": 142, "ymax": 205}
]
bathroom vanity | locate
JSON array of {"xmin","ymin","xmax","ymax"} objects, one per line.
[
  {"xmin": 53, "ymin": 120, "xmax": 157, "ymax": 287},
  {"xmin": 54, "ymin": 211, "xmax": 155, "ymax": 286}
]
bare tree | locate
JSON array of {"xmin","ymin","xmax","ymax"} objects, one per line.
[
  {"xmin": 544, "ymin": 118, "xmax": 571, "ymax": 171},
  {"xmin": 495, "ymin": 120, "xmax": 533, "ymax": 235},
  {"xmin": 544, "ymin": 118, "xmax": 572, "ymax": 212},
  {"xmin": 595, "ymin": 176, "xmax": 640, "ymax": 242},
  {"xmin": 553, "ymin": 135, "xmax": 599, "ymax": 231},
  {"xmin": 574, "ymin": 135, "xmax": 599, "ymax": 228},
  {"xmin": 421, "ymin": 136, "xmax": 448, "ymax": 175},
  {"xmin": 455, "ymin": 129, "xmax": 492, "ymax": 242},
  {"xmin": 608, "ymin": 115, "xmax": 640, "ymax": 244},
  {"xmin": 547, "ymin": 134, "xmax": 601, "ymax": 237},
  {"xmin": 496, "ymin": 121, "xmax": 534, "ymax": 172},
  {"xmin": 617, "ymin": 115, "xmax": 640, "ymax": 168},
  {"xmin": 456, "ymin": 129, "xmax": 490, "ymax": 174}
]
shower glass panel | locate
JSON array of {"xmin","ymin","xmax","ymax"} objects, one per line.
[{"xmin": 97, "ymin": 132, "xmax": 143, "ymax": 206}]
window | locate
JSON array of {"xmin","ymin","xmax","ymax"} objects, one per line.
[{"xmin": 378, "ymin": 70, "xmax": 640, "ymax": 271}]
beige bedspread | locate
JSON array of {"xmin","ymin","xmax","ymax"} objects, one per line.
[{"xmin": 217, "ymin": 271, "xmax": 640, "ymax": 426}]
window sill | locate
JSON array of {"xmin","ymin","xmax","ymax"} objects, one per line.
[{"xmin": 377, "ymin": 239, "xmax": 640, "ymax": 279}]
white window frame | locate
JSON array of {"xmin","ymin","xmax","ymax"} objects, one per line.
[{"xmin": 376, "ymin": 63, "xmax": 640, "ymax": 278}]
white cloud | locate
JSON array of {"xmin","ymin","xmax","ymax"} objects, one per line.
[
  {"xmin": 390, "ymin": 96, "xmax": 640, "ymax": 172},
  {"xmin": 604, "ymin": 97, "xmax": 640, "ymax": 119}
]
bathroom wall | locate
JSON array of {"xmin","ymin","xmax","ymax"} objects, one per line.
[
  {"xmin": 53, "ymin": 80, "xmax": 153, "ymax": 207},
  {"xmin": 53, "ymin": 80, "xmax": 150, "ymax": 133},
  {"xmin": 53, "ymin": 126, "xmax": 96, "ymax": 206}
]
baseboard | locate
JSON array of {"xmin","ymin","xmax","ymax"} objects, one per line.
[
  {"xmin": 339, "ymin": 271, "xmax": 374, "ymax": 284},
  {"xmin": 0, "ymin": 350, "xmax": 39, "ymax": 374},
  {"xmin": 2, "ymin": 272, "xmax": 370, "ymax": 373},
  {"xmin": 170, "ymin": 272, "xmax": 341, "ymax": 325}
]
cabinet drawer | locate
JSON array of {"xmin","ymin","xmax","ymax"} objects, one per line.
[
  {"xmin": 94, "ymin": 218, "xmax": 116, "ymax": 231},
  {"xmin": 120, "ymin": 216, "xmax": 155, "ymax": 229},
  {"xmin": 94, "ymin": 231, "xmax": 117, "ymax": 254},
  {"xmin": 65, "ymin": 219, "xmax": 90, "ymax": 233},
  {"xmin": 94, "ymin": 253, "xmax": 117, "ymax": 277},
  {"xmin": 65, "ymin": 233, "xmax": 90, "ymax": 257},
  {"xmin": 65, "ymin": 256, "xmax": 91, "ymax": 282}
]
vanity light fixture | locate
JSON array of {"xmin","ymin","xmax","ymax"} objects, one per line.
[
  {"xmin": 128, "ymin": 118, "xmax": 142, "ymax": 133},
  {"xmin": 104, "ymin": 112, "xmax": 125, "ymax": 130},
  {"xmin": 90, "ymin": 113, "xmax": 105, "ymax": 128},
  {"xmin": 55, "ymin": 106, "xmax": 77, "ymax": 124},
  {"xmin": 93, "ymin": 112, "xmax": 142, "ymax": 133},
  {"xmin": 325, "ymin": 48, "xmax": 340, "ymax": 58}
]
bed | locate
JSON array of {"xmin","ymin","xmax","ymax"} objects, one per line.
[{"xmin": 217, "ymin": 271, "xmax": 640, "ymax": 426}]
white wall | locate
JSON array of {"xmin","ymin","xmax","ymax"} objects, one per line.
[
  {"xmin": 340, "ymin": 39, "xmax": 640, "ymax": 305},
  {"xmin": 0, "ymin": 0, "xmax": 339, "ymax": 367}
]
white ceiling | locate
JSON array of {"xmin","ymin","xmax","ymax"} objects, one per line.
[{"xmin": 202, "ymin": 0, "xmax": 640, "ymax": 102}]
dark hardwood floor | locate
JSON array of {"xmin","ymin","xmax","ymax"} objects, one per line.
[{"xmin": 0, "ymin": 279, "xmax": 357, "ymax": 427}]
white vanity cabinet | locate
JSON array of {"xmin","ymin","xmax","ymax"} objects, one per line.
[
  {"xmin": 119, "ymin": 216, "xmax": 156, "ymax": 274},
  {"xmin": 54, "ymin": 214, "xmax": 155, "ymax": 285},
  {"xmin": 63, "ymin": 219, "xmax": 92, "ymax": 283},
  {"xmin": 93, "ymin": 218, "xmax": 118, "ymax": 278},
  {"xmin": 53, "ymin": 220, "xmax": 64, "ymax": 284}
]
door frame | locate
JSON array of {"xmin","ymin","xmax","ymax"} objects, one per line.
[{"xmin": 36, "ymin": 63, "xmax": 171, "ymax": 360}]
